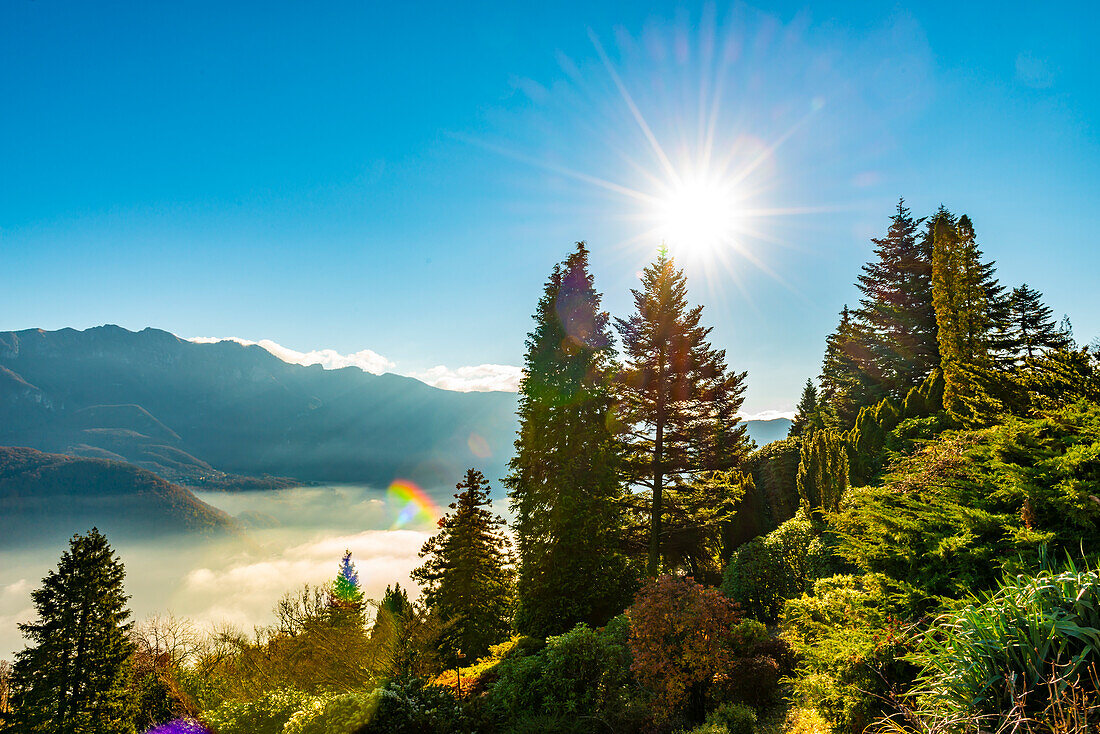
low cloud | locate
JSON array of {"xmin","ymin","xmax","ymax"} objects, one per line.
[
  {"xmin": 410, "ymin": 364, "xmax": 523, "ymax": 392},
  {"xmin": 186, "ymin": 336, "xmax": 520, "ymax": 392},
  {"xmin": 739, "ymin": 410, "xmax": 795, "ymax": 421}
]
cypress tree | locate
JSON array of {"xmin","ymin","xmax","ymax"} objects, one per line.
[
  {"xmin": 931, "ymin": 210, "xmax": 1007, "ymax": 419},
  {"xmin": 7, "ymin": 529, "xmax": 134, "ymax": 734},
  {"xmin": 412, "ymin": 468, "xmax": 514, "ymax": 663},
  {"xmin": 505, "ymin": 242, "xmax": 634, "ymax": 638},
  {"xmin": 796, "ymin": 430, "xmax": 849, "ymax": 525},
  {"xmin": 855, "ymin": 198, "xmax": 938, "ymax": 396},
  {"xmin": 1006, "ymin": 284, "xmax": 1071, "ymax": 362},
  {"xmin": 615, "ymin": 248, "xmax": 750, "ymax": 577}
]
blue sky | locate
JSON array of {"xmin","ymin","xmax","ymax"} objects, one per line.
[{"xmin": 1, "ymin": 1, "xmax": 1097, "ymax": 413}]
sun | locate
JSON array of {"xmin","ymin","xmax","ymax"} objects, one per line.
[{"xmin": 656, "ymin": 174, "xmax": 741, "ymax": 257}]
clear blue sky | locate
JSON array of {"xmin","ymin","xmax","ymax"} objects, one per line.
[{"xmin": 2, "ymin": 1, "xmax": 1097, "ymax": 413}]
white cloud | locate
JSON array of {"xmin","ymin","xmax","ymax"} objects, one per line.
[
  {"xmin": 185, "ymin": 336, "xmax": 520, "ymax": 392},
  {"xmin": 410, "ymin": 364, "xmax": 523, "ymax": 393},
  {"xmin": 739, "ymin": 410, "xmax": 795, "ymax": 421}
]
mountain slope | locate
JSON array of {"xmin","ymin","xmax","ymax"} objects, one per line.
[
  {"xmin": 0, "ymin": 326, "xmax": 518, "ymax": 488},
  {"xmin": 0, "ymin": 445, "xmax": 239, "ymax": 547}
]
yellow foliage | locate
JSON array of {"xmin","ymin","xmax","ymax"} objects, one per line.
[{"xmin": 785, "ymin": 706, "xmax": 831, "ymax": 734}]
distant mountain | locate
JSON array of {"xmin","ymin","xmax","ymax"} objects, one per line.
[
  {"xmin": 0, "ymin": 445, "xmax": 239, "ymax": 547},
  {"xmin": 0, "ymin": 326, "xmax": 518, "ymax": 489},
  {"xmin": 744, "ymin": 418, "xmax": 792, "ymax": 447}
]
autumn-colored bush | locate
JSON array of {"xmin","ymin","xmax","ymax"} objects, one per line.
[
  {"xmin": 627, "ymin": 575, "xmax": 741, "ymax": 721},
  {"xmin": 431, "ymin": 635, "xmax": 525, "ymax": 697}
]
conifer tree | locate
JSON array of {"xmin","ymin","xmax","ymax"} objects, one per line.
[
  {"xmin": 930, "ymin": 210, "xmax": 1007, "ymax": 419},
  {"xmin": 7, "ymin": 529, "xmax": 135, "ymax": 734},
  {"xmin": 796, "ymin": 430, "xmax": 849, "ymax": 525},
  {"xmin": 819, "ymin": 305, "xmax": 882, "ymax": 427},
  {"xmin": 855, "ymin": 199, "xmax": 939, "ymax": 395},
  {"xmin": 329, "ymin": 550, "xmax": 364, "ymax": 612},
  {"xmin": 615, "ymin": 249, "xmax": 750, "ymax": 577},
  {"xmin": 1006, "ymin": 284, "xmax": 1071, "ymax": 362},
  {"xmin": 789, "ymin": 379, "xmax": 826, "ymax": 437},
  {"xmin": 505, "ymin": 242, "xmax": 634, "ymax": 637},
  {"xmin": 412, "ymin": 468, "xmax": 513, "ymax": 663}
]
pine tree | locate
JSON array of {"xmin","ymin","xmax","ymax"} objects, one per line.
[
  {"xmin": 819, "ymin": 305, "xmax": 882, "ymax": 427},
  {"xmin": 1005, "ymin": 284, "xmax": 1071, "ymax": 362},
  {"xmin": 504, "ymin": 242, "xmax": 635, "ymax": 638},
  {"xmin": 796, "ymin": 430, "xmax": 849, "ymax": 525},
  {"xmin": 412, "ymin": 468, "xmax": 514, "ymax": 663},
  {"xmin": 789, "ymin": 379, "xmax": 826, "ymax": 437},
  {"xmin": 7, "ymin": 529, "xmax": 134, "ymax": 734},
  {"xmin": 615, "ymin": 249, "xmax": 750, "ymax": 577},
  {"xmin": 854, "ymin": 198, "xmax": 939, "ymax": 396},
  {"xmin": 327, "ymin": 550, "xmax": 364, "ymax": 621}
]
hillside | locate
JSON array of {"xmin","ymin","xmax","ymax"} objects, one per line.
[
  {"xmin": 0, "ymin": 445, "xmax": 240, "ymax": 547},
  {"xmin": 0, "ymin": 325, "xmax": 519, "ymax": 488}
]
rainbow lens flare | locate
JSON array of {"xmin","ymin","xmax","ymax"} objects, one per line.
[{"xmin": 387, "ymin": 478, "xmax": 440, "ymax": 528}]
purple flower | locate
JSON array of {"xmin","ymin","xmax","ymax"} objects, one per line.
[{"xmin": 143, "ymin": 719, "xmax": 212, "ymax": 734}]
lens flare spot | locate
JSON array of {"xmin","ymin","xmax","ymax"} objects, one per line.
[{"xmin": 467, "ymin": 432, "xmax": 491, "ymax": 459}]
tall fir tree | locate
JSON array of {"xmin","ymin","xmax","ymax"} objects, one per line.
[
  {"xmin": 1005, "ymin": 284, "xmax": 1072, "ymax": 362},
  {"xmin": 7, "ymin": 529, "xmax": 134, "ymax": 734},
  {"xmin": 854, "ymin": 199, "xmax": 939, "ymax": 396},
  {"xmin": 615, "ymin": 249, "xmax": 750, "ymax": 577},
  {"xmin": 411, "ymin": 468, "xmax": 514, "ymax": 664},
  {"xmin": 505, "ymin": 242, "xmax": 635, "ymax": 638},
  {"xmin": 819, "ymin": 305, "xmax": 882, "ymax": 428},
  {"xmin": 327, "ymin": 550, "xmax": 365, "ymax": 623}
]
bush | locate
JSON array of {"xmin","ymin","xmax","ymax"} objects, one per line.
[
  {"xmin": 202, "ymin": 688, "xmax": 313, "ymax": 734},
  {"xmin": 722, "ymin": 516, "xmax": 828, "ymax": 621},
  {"xmin": 489, "ymin": 619, "xmax": 641, "ymax": 731},
  {"xmin": 781, "ymin": 575, "xmax": 914, "ymax": 734},
  {"xmin": 706, "ymin": 702, "xmax": 756, "ymax": 734},
  {"xmin": 912, "ymin": 563, "xmax": 1100, "ymax": 722},
  {"xmin": 629, "ymin": 575, "xmax": 741, "ymax": 722}
]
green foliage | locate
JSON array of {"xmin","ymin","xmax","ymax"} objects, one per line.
[
  {"xmin": 202, "ymin": 688, "xmax": 311, "ymax": 734},
  {"xmin": 912, "ymin": 562, "xmax": 1100, "ymax": 721},
  {"xmin": 706, "ymin": 702, "xmax": 757, "ymax": 734},
  {"xmin": 782, "ymin": 575, "xmax": 915, "ymax": 734},
  {"xmin": 489, "ymin": 620, "xmax": 641, "ymax": 732},
  {"xmin": 616, "ymin": 248, "xmax": 750, "ymax": 576},
  {"xmin": 743, "ymin": 437, "xmax": 802, "ymax": 529},
  {"xmin": 819, "ymin": 306, "xmax": 883, "ymax": 429},
  {"xmin": 6, "ymin": 528, "xmax": 136, "ymax": 734},
  {"xmin": 833, "ymin": 404, "xmax": 1100, "ymax": 609},
  {"xmin": 412, "ymin": 468, "xmax": 514, "ymax": 666},
  {"xmin": 796, "ymin": 430, "xmax": 849, "ymax": 524},
  {"xmin": 722, "ymin": 515, "xmax": 827, "ymax": 622},
  {"xmin": 505, "ymin": 242, "xmax": 636, "ymax": 638},
  {"xmin": 790, "ymin": 380, "xmax": 827, "ymax": 438}
]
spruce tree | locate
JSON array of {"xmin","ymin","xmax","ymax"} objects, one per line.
[
  {"xmin": 412, "ymin": 468, "xmax": 514, "ymax": 663},
  {"xmin": 505, "ymin": 242, "xmax": 634, "ymax": 637},
  {"xmin": 1006, "ymin": 284, "xmax": 1071, "ymax": 362},
  {"xmin": 854, "ymin": 199, "xmax": 938, "ymax": 396},
  {"xmin": 616, "ymin": 248, "xmax": 750, "ymax": 577},
  {"xmin": 789, "ymin": 379, "xmax": 826, "ymax": 437},
  {"xmin": 7, "ymin": 529, "xmax": 135, "ymax": 734},
  {"xmin": 327, "ymin": 550, "xmax": 365, "ymax": 624},
  {"xmin": 819, "ymin": 305, "xmax": 882, "ymax": 427}
]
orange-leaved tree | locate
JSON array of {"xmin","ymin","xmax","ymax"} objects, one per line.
[{"xmin": 627, "ymin": 574, "xmax": 740, "ymax": 721}]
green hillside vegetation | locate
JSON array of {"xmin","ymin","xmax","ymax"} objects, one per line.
[
  {"xmin": 3, "ymin": 202, "xmax": 1100, "ymax": 734},
  {"xmin": 0, "ymin": 446, "xmax": 240, "ymax": 547}
]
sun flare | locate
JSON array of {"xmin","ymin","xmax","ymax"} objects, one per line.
[{"xmin": 656, "ymin": 175, "xmax": 741, "ymax": 256}]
